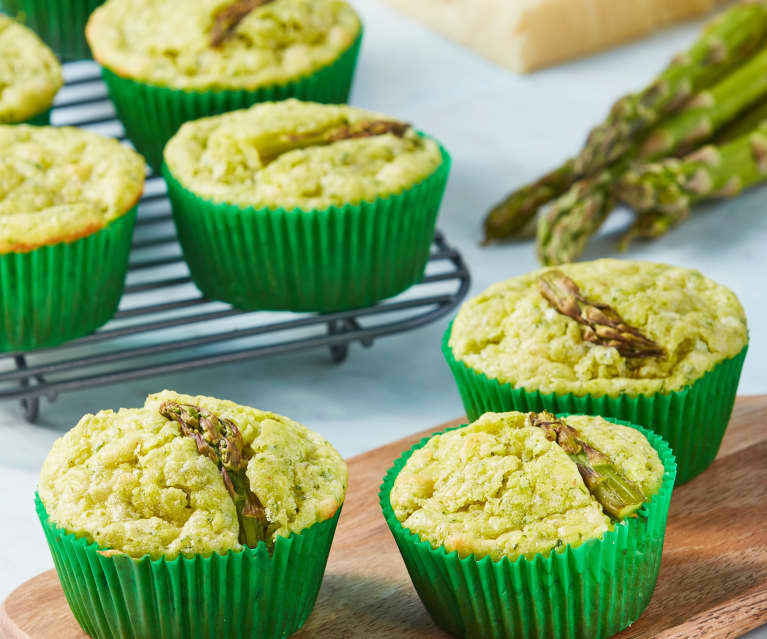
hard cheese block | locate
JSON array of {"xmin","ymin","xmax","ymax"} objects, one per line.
[{"xmin": 378, "ymin": 0, "xmax": 727, "ymax": 72}]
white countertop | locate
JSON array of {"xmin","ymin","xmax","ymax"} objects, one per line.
[{"xmin": 1, "ymin": 1, "xmax": 765, "ymax": 635}]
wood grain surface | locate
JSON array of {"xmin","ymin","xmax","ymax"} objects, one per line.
[{"xmin": 3, "ymin": 396, "xmax": 767, "ymax": 639}]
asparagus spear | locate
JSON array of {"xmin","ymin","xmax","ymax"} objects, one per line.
[
  {"xmin": 574, "ymin": 1, "xmax": 767, "ymax": 177},
  {"xmin": 484, "ymin": 1, "xmax": 767, "ymax": 243},
  {"xmin": 618, "ymin": 120, "xmax": 767, "ymax": 242},
  {"xmin": 160, "ymin": 401, "xmax": 268, "ymax": 548},
  {"xmin": 527, "ymin": 412, "xmax": 647, "ymax": 520},
  {"xmin": 256, "ymin": 119, "xmax": 410, "ymax": 165},
  {"xmin": 537, "ymin": 269, "xmax": 664, "ymax": 358},
  {"xmin": 483, "ymin": 160, "xmax": 576, "ymax": 243},
  {"xmin": 211, "ymin": 0, "xmax": 275, "ymax": 47}
]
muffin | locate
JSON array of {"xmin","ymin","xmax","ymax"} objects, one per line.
[
  {"xmin": 0, "ymin": 125, "xmax": 145, "ymax": 350},
  {"xmin": 0, "ymin": 15, "xmax": 62, "ymax": 124},
  {"xmin": 86, "ymin": 0, "xmax": 363, "ymax": 171},
  {"xmin": 381, "ymin": 410, "xmax": 676, "ymax": 639},
  {"xmin": 37, "ymin": 390, "xmax": 347, "ymax": 639},
  {"xmin": 0, "ymin": 0, "xmax": 103, "ymax": 61},
  {"xmin": 443, "ymin": 259, "xmax": 748, "ymax": 484},
  {"xmin": 163, "ymin": 99, "xmax": 450, "ymax": 311}
]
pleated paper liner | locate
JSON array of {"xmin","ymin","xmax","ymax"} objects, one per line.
[
  {"xmin": 0, "ymin": 208, "xmax": 136, "ymax": 352},
  {"xmin": 380, "ymin": 418, "xmax": 677, "ymax": 639},
  {"xmin": 0, "ymin": 0, "xmax": 101, "ymax": 61},
  {"xmin": 22, "ymin": 108, "xmax": 51, "ymax": 125},
  {"xmin": 162, "ymin": 143, "xmax": 451, "ymax": 312},
  {"xmin": 36, "ymin": 494, "xmax": 342, "ymax": 639},
  {"xmin": 442, "ymin": 322, "xmax": 747, "ymax": 485},
  {"xmin": 99, "ymin": 31, "xmax": 363, "ymax": 172}
]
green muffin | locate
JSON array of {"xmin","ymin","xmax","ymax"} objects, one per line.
[
  {"xmin": 443, "ymin": 259, "xmax": 748, "ymax": 484},
  {"xmin": 163, "ymin": 99, "xmax": 451, "ymax": 312},
  {"xmin": 38, "ymin": 390, "xmax": 347, "ymax": 639},
  {"xmin": 0, "ymin": 125, "xmax": 145, "ymax": 350},
  {"xmin": 85, "ymin": 0, "xmax": 363, "ymax": 171},
  {"xmin": 0, "ymin": 15, "xmax": 62, "ymax": 124},
  {"xmin": 381, "ymin": 411, "xmax": 676, "ymax": 639}
]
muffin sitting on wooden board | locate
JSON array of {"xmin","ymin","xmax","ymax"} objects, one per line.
[
  {"xmin": 86, "ymin": 0, "xmax": 363, "ymax": 170},
  {"xmin": 0, "ymin": 125, "xmax": 145, "ymax": 351},
  {"xmin": 37, "ymin": 390, "xmax": 347, "ymax": 639},
  {"xmin": 443, "ymin": 259, "xmax": 748, "ymax": 484},
  {"xmin": 0, "ymin": 15, "xmax": 62, "ymax": 125},
  {"xmin": 381, "ymin": 410, "xmax": 676, "ymax": 639},
  {"xmin": 163, "ymin": 99, "xmax": 450, "ymax": 312}
]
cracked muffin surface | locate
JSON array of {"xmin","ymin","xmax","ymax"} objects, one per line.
[
  {"xmin": 39, "ymin": 390, "xmax": 347, "ymax": 559},
  {"xmin": 389, "ymin": 411, "xmax": 663, "ymax": 562},
  {"xmin": 448, "ymin": 259, "xmax": 747, "ymax": 397},
  {"xmin": 0, "ymin": 15, "xmax": 62, "ymax": 123},
  {"xmin": 86, "ymin": 0, "xmax": 360, "ymax": 90}
]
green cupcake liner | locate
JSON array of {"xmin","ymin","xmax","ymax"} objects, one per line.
[
  {"xmin": 100, "ymin": 31, "xmax": 363, "ymax": 172},
  {"xmin": 0, "ymin": 208, "xmax": 136, "ymax": 351},
  {"xmin": 0, "ymin": 0, "xmax": 102, "ymax": 60},
  {"xmin": 36, "ymin": 493, "xmax": 341, "ymax": 639},
  {"xmin": 441, "ymin": 322, "xmax": 747, "ymax": 485},
  {"xmin": 162, "ymin": 143, "xmax": 450, "ymax": 312},
  {"xmin": 380, "ymin": 418, "xmax": 677, "ymax": 639},
  {"xmin": 20, "ymin": 107, "xmax": 51, "ymax": 125}
]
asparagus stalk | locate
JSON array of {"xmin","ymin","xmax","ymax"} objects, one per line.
[
  {"xmin": 527, "ymin": 412, "xmax": 647, "ymax": 520},
  {"xmin": 483, "ymin": 160, "xmax": 576, "ymax": 244},
  {"xmin": 211, "ymin": 0, "xmax": 275, "ymax": 47},
  {"xmin": 160, "ymin": 401, "xmax": 268, "ymax": 548},
  {"xmin": 574, "ymin": 1, "xmax": 767, "ymax": 177},
  {"xmin": 537, "ymin": 269, "xmax": 664, "ymax": 358},
  {"xmin": 618, "ymin": 120, "xmax": 767, "ymax": 242},
  {"xmin": 256, "ymin": 119, "xmax": 410, "ymax": 165}
]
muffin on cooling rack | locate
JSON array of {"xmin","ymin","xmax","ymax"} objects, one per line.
[
  {"xmin": 0, "ymin": 0, "xmax": 103, "ymax": 61},
  {"xmin": 381, "ymin": 410, "xmax": 676, "ymax": 639},
  {"xmin": 0, "ymin": 15, "xmax": 62, "ymax": 124},
  {"xmin": 85, "ymin": 0, "xmax": 363, "ymax": 171},
  {"xmin": 0, "ymin": 125, "xmax": 145, "ymax": 351},
  {"xmin": 37, "ymin": 389, "xmax": 347, "ymax": 639},
  {"xmin": 162, "ymin": 99, "xmax": 450, "ymax": 312},
  {"xmin": 443, "ymin": 259, "xmax": 748, "ymax": 484}
]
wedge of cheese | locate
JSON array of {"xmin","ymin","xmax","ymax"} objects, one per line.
[{"xmin": 378, "ymin": 0, "xmax": 728, "ymax": 72}]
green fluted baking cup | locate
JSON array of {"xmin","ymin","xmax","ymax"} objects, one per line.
[
  {"xmin": 19, "ymin": 107, "xmax": 51, "ymax": 125},
  {"xmin": 441, "ymin": 321, "xmax": 747, "ymax": 485},
  {"xmin": 0, "ymin": 208, "xmax": 136, "ymax": 351},
  {"xmin": 162, "ymin": 144, "xmax": 451, "ymax": 312},
  {"xmin": 36, "ymin": 493, "xmax": 341, "ymax": 639},
  {"xmin": 0, "ymin": 0, "xmax": 101, "ymax": 60},
  {"xmin": 380, "ymin": 418, "xmax": 676, "ymax": 639},
  {"xmin": 100, "ymin": 31, "xmax": 363, "ymax": 172}
]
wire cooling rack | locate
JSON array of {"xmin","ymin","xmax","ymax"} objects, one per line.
[{"xmin": 0, "ymin": 63, "xmax": 471, "ymax": 422}]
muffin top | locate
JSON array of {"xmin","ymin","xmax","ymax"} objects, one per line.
[
  {"xmin": 449, "ymin": 260, "xmax": 748, "ymax": 397},
  {"xmin": 390, "ymin": 411, "xmax": 665, "ymax": 562},
  {"xmin": 39, "ymin": 390, "xmax": 347, "ymax": 559},
  {"xmin": 0, "ymin": 16, "xmax": 63, "ymax": 123},
  {"xmin": 86, "ymin": 0, "xmax": 360, "ymax": 90},
  {"xmin": 164, "ymin": 99, "xmax": 444, "ymax": 210},
  {"xmin": 0, "ymin": 126, "xmax": 146, "ymax": 253}
]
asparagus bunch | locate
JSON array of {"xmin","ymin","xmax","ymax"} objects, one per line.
[
  {"xmin": 618, "ymin": 120, "xmax": 767, "ymax": 242},
  {"xmin": 537, "ymin": 44, "xmax": 767, "ymax": 265},
  {"xmin": 527, "ymin": 412, "xmax": 647, "ymax": 520},
  {"xmin": 482, "ymin": 1, "xmax": 767, "ymax": 246},
  {"xmin": 257, "ymin": 119, "xmax": 409, "ymax": 165},
  {"xmin": 538, "ymin": 270, "xmax": 664, "ymax": 358},
  {"xmin": 160, "ymin": 401, "xmax": 268, "ymax": 548},
  {"xmin": 574, "ymin": 1, "xmax": 767, "ymax": 176}
]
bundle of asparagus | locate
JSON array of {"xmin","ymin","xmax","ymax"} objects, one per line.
[{"xmin": 484, "ymin": 0, "xmax": 767, "ymax": 265}]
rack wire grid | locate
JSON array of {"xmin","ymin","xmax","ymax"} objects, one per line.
[{"xmin": 0, "ymin": 62, "xmax": 471, "ymax": 423}]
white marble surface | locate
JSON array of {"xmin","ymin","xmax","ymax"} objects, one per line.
[{"xmin": 1, "ymin": 1, "xmax": 766, "ymax": 635}]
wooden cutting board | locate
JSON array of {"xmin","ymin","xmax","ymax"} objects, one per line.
[{"xmin": 3, "ymin": 396, "xmax": 767, "ymax": 639}]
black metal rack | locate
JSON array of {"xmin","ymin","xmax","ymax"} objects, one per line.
[{"xmin": 0, "ymin": 63, "xmax": 471, "ymax": 422}]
